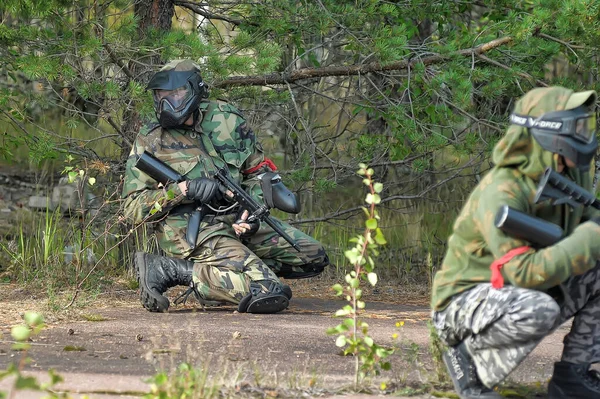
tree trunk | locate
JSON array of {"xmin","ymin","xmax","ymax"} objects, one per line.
[{"xmin": 119, "ymin": 0, "xmax": 174, "ymax": 270}]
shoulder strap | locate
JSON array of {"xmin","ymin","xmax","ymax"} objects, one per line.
[{"xmin": 139, "ymin": 121, "xmax": 160, "ymax": 136}]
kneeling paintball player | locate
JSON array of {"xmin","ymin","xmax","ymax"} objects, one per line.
[
  {"xmin": 431, "ymin": 86, "xmax": 600, "ymax": 399},
  {"xmin": 121, "ymin": 60, "xmax": 329, "ymax": 314}
]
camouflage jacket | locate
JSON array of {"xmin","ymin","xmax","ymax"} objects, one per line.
[
  {"xmin": 431, "ymin": 87, "xmax": 600, "ymax": 311},
  {"xmin": 121, "ymin": 100, "xmax": 269, "ymax": 259}
]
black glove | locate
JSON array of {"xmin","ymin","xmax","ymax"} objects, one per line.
[
  {"xmin": 185, "ymin": 178, "xmax": 221, "ymax": 203},
  {"xmin": 235, "ymin": 208, "xmax": 260, "ymax": 239}
]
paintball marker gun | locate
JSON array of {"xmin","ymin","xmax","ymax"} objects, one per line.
[
  {"xmin": 534, "ymin": 166, "xmax": 600, "ymax": 210},
  {"xmin": 134, "ymin": 151, "xmax": 302, "ymax": 252},
  {"xmin": 495, "ymin": 205, "xmax": 563, "ymax": 248},
  {"xmin": 214, "ymin": 168, "xmax": 302, "ymax": 252},
  {"xmin": 134, "ymin": 151, "xmax": 204, "ymax": 249}
]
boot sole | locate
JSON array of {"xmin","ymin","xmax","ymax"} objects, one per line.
[
  {"xmin": 135, "ymin": 252, "xmax": 169, "ymax": 313},
  {"xmin": 246, "ymin": 295, "xmax": 289, "ymax": 314}
]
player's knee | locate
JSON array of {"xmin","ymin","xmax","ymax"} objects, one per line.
[{"xmin": 510, "ymin": 292, "xmax": 560, "ymax": 337}]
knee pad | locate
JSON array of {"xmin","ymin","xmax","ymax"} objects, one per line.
[{"xmin": 238, "ymin": 280, "xmax": 290, "ymax": 314}]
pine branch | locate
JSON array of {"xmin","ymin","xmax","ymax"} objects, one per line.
[
  {"xmin": 214, "ymin": 37, "xmax": 514, "ymax": 87},
  {"xmin": 476, "ymin": 54, "xmax": 547, "ymax": 87}
]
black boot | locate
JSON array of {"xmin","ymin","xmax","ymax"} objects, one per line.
[
  {"xmin": 548, "ymin": 361, "xmax": 600, "ymax": 399},
  {"xmin": 238, "ymin": 280, "xmax": 291, "ymax": 314},
  {"xmin": 443, "ymin": 342, "xmax": 502, "ymax": 398},
  {"xmin": 135, "ymin": 252, "xmax": 194, "ymax": 313}
]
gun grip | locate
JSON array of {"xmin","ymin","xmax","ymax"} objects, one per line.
[{"xmin": 186, "ymin": 209, "xmax": 202, "ymax": 249}]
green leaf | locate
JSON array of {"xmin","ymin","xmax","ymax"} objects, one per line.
[
  {"xmin": 367, "ymin": 272, "xmax": 378, "ymax": 286},
  {"xmin": 332, "ymin": 283, "xmax": 343, "ymax": 294},
  {"xmin": 24, "ymin": 312, "xmax": 43, "ymax": 327},
  {"xmin": 326, "ymin": 326, "xmax": 339, "ymax": 335},
  {"xmin": 366, "ymin": 218, "xmax": 377, "ymax": 230},
  {"xmin": 11, "ymin": 342, "xmax": 30, "ymax": 351},
  {"xmin": 11, "ymin": 325, "xmax": 30, "ymax": 341},
  {"xmin": 374, "ymin": 228, "xmax": 387, "ymax": 245},
  {"xmin": 153, "ymin": 372, "xmax": 168, "ymax": 385},
  {"xmin": 67, "ymin": 171, "xmax": 78, "ymax": 183},
  {"xmin": 335, "ymin": 335, "xmax": 347, "ymax": 347},
  {"xmin": 344, "ymin": 249, "xmax": 359, "ymax": 264},
  {"xmin": 48, "ymin": 369, "xmax": 63, "ymax": 385},
  {"xmin": 364, "ymin": 336, "xmax": 374, "ymax": 347},
  {"xmin": 335, "ymin": 309, "xmax": 350, "ymax": 317},
  {"xmin": 15, "ymin": 375, "xmax": 40, "ymax": 390},
  {"xmin": 373, "ymin": 182, "xmax": 383, "ymax": 193}
]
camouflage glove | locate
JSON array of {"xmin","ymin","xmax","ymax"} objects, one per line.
[
  {"xmin": 185, "ymin": 178, "xmax": 222, "ymax": 203},
  {"xmin": 235, "ymin": 208, "xmax": 260, "ymax": 239}
]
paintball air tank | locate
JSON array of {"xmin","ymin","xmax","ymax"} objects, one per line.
[{"xmin": 495, "ymin": 205, "xmax": 563, "ymax": 248}]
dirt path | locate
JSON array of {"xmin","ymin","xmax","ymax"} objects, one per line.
[{"xmin": 0, "ymin": 286, "xmax": 566, "ymax": 399}]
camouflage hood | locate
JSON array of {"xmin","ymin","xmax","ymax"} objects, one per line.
[{"xmin": 492, "ymin": 86, "xmax": 593, "ymax": 180}]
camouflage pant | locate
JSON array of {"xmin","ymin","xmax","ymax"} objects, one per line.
[
  {"xmin": 188, "ymin": 218, "xmax": 328, "ymax": 305},
  {"xmin": 432, "ymin": 262, "xmax": 600, "ymax": 388},
  {"xmin": 242, "ymin": 217, "xmax": 329, "ymax": 278}
]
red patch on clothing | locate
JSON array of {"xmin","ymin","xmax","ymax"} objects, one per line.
[
  {"xmin": 490, "ymin": 246, "xmax": 532, "ymax": 288},
  {"xmin": 242, "ymin": 158, "xmax": 278, "ymax": 175}
]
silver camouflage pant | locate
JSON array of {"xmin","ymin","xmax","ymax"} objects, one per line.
[{"xmin": 432, "ymin": 262, "xmax": 600, "ymax": 387}]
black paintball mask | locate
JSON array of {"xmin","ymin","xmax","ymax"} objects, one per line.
[
  {"xmin": 258, "ymin": 172, "xmax": 301, "ymax": 214},
  {"xmin": 510, "ymin": 105, "xmax": 598, "ymax": 172},
  {"xmin": 147, "ymin": 68, "xmax": 208, "ymax": 129}
]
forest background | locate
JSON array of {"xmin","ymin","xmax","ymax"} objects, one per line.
[{"xmin": 1, "ymin": 0, "xmax": 600, "ymax": 300}]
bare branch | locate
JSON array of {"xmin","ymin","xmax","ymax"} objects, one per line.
[
  {"xmin": 289, "ymin": 152, "xmax": 485, "ymax": 225},
  {"xmin": 173, "ymin": 0, "xmax": 247, "ymax": 26}
]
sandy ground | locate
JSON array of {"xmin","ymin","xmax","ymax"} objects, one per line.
[{"xmin": 0, "ymin": 279, "xmax": 562, "ymax": 398}]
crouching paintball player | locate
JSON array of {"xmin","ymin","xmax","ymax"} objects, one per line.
[
  {"xmin": 121, "ymin": 59, "xmax": 329, "ymax": 315},
  {"xmin": 431, "ymin": 86, "xmax": 600, "ymax": 399}
]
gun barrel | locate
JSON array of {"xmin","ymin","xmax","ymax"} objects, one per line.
[
  {"xmin": 134, "ymin": 151, "xmax": 202, "ymax": 248},
  {"xmin": 495, "ymin": 205, "xmax": 563, "ymax": 248},
  {"xmin": 263, "ymin": 217, "xmax": 301, "ymax": 252},
  {"xmin": 537, "ymin": 167, "xmax": 600, "ymax": 210},
  {"xmin": 134, "ymin": 151, "xmax": 184, "ymax": 185}
]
